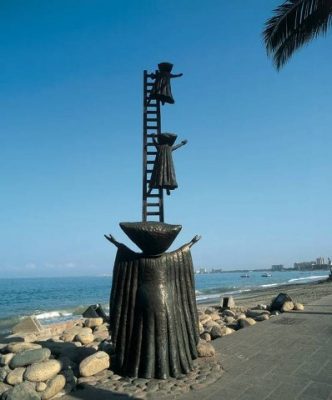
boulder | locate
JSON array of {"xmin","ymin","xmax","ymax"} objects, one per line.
[
  {"xmin": 6, "ymin": 368, "xmax": 26, "ymax": 385},
  {"xmin": 0, "ymin": 366, "xmax": 10, "ymax": 382},
  {"xmin": 281, "ymin": 301, "xmax": 294, "ymax": 312},
  {"xmin": 294, "ymin": 303, "xmax": 304, "ymax": 311},
  {"xmin": 270, "ymin": 293, "xmax": 293, "ymax": 312},
  {"xmin": 10, "ymin": 348, "xmax": 51, "ymax": 369},
  {"xmin": 255, "ymin": 314, "xmax": 269, "ymax": 322},
  {"xmin": 221, "ymin": 309, "xmax": 236, "ymax": 317},
  {"xmin": 197, "ymin": 342, "xmax": 215, "ymax": 357},
  {"xmin": 220, "ymin": 327, "xmax": 235, "ymax": 336},
  {"xmin": 0, "ymin": 354, "xmax": 14, "ymax": 366},
  {"xmin": 210, "ymin": 313, "xmax": 221, "ymax": 321},
  {"xmin": 60, "ymin": 327, "xmax": 82, "ymax": 342},
  {"xmin": 24, "ymin": 360, "xmax": 62, "ymax": 382},
  {"xmin": 93, "ymin": 324, "xmax": 108, "ymax": 333},
  {"xmin": 35, "ymin": 382, "xmax": 47, "ymax": 392},
  {"xmin": 238, "ymin": 318, "xmax": 256, "ymax": 329},
  {"xmin": 0, "ymin": 382, "xmax": 11, "ymax": 397},
  {"xmin": 84, "ymin": 318, "xmax": 103, "ymax": 328},
  {"xmin": 200, "ymin": 332, "xmax": 211, "ymax": 342},
  {"xmin": 2, "ymin": 382, "xmax": 40, "ymax": 400},
  {"xmin": 199, "ymin": 314, "xmax": 212, "ymax": 325},
  {"xmin": 246, "ymin": 309, "xmax": 270, "ymax": 318},
  {"xmin": 5, "ymin": 343, "xmax": 41, "ymax": 354},
  {"xmin": 79, "ymin": 351, "xmax": 110, "ymax": 377},
  {"xmin": 41, "ymin": 374, "xmax": 66, "ymax": 400},
  {"xmin": 75, "ymin": 333, "xmax": 94, "ymax": 345},
  {"xmin": 224, "ymin": 316, "xmax": 235, "ymax": 324},
  {"xmin": 210, "ymin": 325, "xmax": 223, "ymax": 339}
]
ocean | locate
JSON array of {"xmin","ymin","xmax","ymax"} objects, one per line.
[{"xmin": 0, "ymin": 270, "xmax": 329, "ymax": 337}]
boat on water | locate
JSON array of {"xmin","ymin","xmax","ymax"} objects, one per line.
[
  {"xmin": 241, "ymin": 273, "xmax": 250, "ymax": 278},
  {"xmin": 261, "ymin": 273, "xmax": 272, "ymax": 277}
]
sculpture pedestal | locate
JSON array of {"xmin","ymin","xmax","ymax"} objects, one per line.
[{"xmin": 105, "ymin": 222, "xmax": 200, "ymax": 379}]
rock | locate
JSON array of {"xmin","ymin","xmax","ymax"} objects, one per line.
[
  {"xmin": 203, "ymin": 320, "xmax": 220, "ymax": 333},
  {"xmin": 84, "ymin": 318, "xmax": 103, "ymax": 328},
  {"xmin": 281, "ymin": 301, "xmax": 294, "ymax": 312},
  {"xmin": 210, "ymin": 313, "xmax": 221, "ymax": 321},
  {"xmin": 10, "ymin": 348, "xmax": 51, "ymax": 369},
  {"xmin": 41, "ymin": 374, "xmax": 66, "ymax": 400},
  {"xmin": 35, "ymin": 382, "xmax": 47, "ymax": 392},
  {"xmin": 0, "ymin": 382, "xmax": 11, "ymax": 397},
  {"xmin": 0, "ymin": 366, "xmax": 10, "ymax": 382},
  {"xmin": 204, "ymin": 308, "xmax": 215, "ymax": 315},
  {"xmin": 210, "ymin": 325, "xmax": 223, "ymax": 339},
  {"xmin": 0, "ymin": 354, "xmax": 14, "ymax": 366},
  {"xmin": 294, "ymin": 303, "xmax": 304, "ymax": 311},
  {"xmin": 235, "ymin": 313, "xmax": 247, "ymax": 320},
  {"xmin": 197, "ymin": 342, "xmax": 215, "ymax": 358},
  {"xmin": 270, "ymin": 293, "xmax": 293, "ymax": 312},
  {"xmin": 6, "ymin": 368, "xmax": 26, "ymax": 385},
  {"xmin": 220, "ymin": 296, "xmax": 235, "ymax": 309},
  {"xmin": 270, "ymin": 310, "xmax": 280, "ymax": 316},
  {"xmin": 199, "ymin": 315, "xmax": 212, "ymax": 325},
  {"xmin": 200, "ymin": 333, "xmax": 211, "ymax": 342},
  {"xmin": 220, "ymin": 327, "xmax": 235, "ymax": 336},
  {"xmin": 79, "ymin": 351, "xmax": 110, "ymax": 377},
  {"xmin": 75, "ymin": 333, "xmax": 94, "ymax": 345},
  {"xmin": 60, "ymin": 325, "xmax": 85, "ymax": 342},
  {"xmin": 246, "ymin": 309, "xmax": 270, "ymax": 318},
  {"xmin": 93, "ymin": 324, "xmax": 108, "ymax": 333},
  {"xmin": 198, "ymin": 323, "xmax": 204, "ymax": 334},
  {"xmin": 255, "ymin": 314, "xmax": 269, "ymax": 322},
  {"xmin": 253, "ymin": 304, "xmax": 268, "ymax": 310},
  {"xmin": 24, "ymin": 360, "xmax": 62, "ymax": 382},
  {"xmin": 238, "ymin": 318, "xmax": 256, "ymax": 329},
  {"xmin": 221, "ymin": 309, "xmax": 235, "ymax": 318},
  {"xmin": 2, "ymin": 382, "xmax": 40, "ymax": 400},
  {"xmin": 5, "ymin": 343, "xmax": 41, "ymax": 354},
  {"xmin": 224, "ymin": 316, "xmax": 235, "ymax": 324}
]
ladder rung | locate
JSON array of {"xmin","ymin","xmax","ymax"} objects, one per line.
[
  {"xmin": 146, "ymin": 126, "xmax": 158, "ymax": 129},
  {"xmin": 147, "ymin": 152, "xmax": 157, "ymax": 155},
  {"xmin": 146, "ymin": 103, "xmax": 157, "ymax": 107},
  {"xmin": 147, "ymin": 202, "xmax": 160, "ymax": 207},
  {"xmin": 146, "ymin": 194, "xmax": 160, "ymax": 198},
  {"xmin": 147, "ymin": 134, "xmax": 157, "ymax": 137},
  {"xmin": 146, "ymin": 83, "xmax": 154, "ymax": 87},
  {"xmin": 146, "ymin": 211, "xmax": 160, "ymax": 216},
  {"xmin": 147, "ymin": 160, "xmax": 154, "ymax": 164},
  {"xmin": 146, "ymin": 169, "xmax": 153, "ymax": 173},
  {"xmin": 146, "ymin": 111, "xmax": 157, "ymax": 115},
  {"xmin": 147, "ymin": 118, "xmax": 158, "ymax": 122}
]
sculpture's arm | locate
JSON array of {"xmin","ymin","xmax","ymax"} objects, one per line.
[
  {"xmin": 170, "ymin": 73, "xmax": 183, "ymax": 78},
  {"xmin": 178, "ymin": 235, "xmax": 201, "ymax": 251},
  {"xmin": 172, "ymin": 139, "xmax": 188, "ymax": 151},
  {"xmin": 104, "ymin": 234, "xmax": 133, "ymax": 253}
]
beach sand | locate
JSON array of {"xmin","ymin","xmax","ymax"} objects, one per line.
[{"xmin": 206, "ymin": 277, "xmax": 332, "ymax": 309}]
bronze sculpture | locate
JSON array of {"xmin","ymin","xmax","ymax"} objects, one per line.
[
  {"xmin": 149, "ymin": 133, "xmax": 187, "ymax": 195},
  {"xmin": 106, "ymin": 63, "xmax": 200, "ymax": 379},
  {"xmin": 148, "ymin": 62, "xmax": 183, "ymax": 105}
]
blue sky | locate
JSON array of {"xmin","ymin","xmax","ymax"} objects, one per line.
[{"xmin": 1, "ymin": 0, "xmax": 332, "ymax": 278}]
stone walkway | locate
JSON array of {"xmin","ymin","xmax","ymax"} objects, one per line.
[{"xmin": 63, "ymin": 293, "xmax": 332, "ymax": 400}]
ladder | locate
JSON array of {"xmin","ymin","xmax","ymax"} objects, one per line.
[{"xmin": 142, "ymin": 70, "xmax": 164, "ymax": 222}]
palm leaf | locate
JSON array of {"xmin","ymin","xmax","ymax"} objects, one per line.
[{"xmin": 263, "ymin": 0, "xmax": 332, "ymax": 69}]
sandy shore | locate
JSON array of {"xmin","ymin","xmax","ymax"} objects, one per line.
[{"xmin": 204, "ymin": 277, "xmax": 332, "ymax": 310}]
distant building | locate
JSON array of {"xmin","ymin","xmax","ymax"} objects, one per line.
[
  {"xmin": 271, "ymin": 264, "xmax": 284, "ymax": 271},
  {"xmin": 195, "ymin": 267, "xmax": 208, "ymax": 274},
  {"xmin": 294, "ymin": 261, "xmax": 316, "ymax": 270},
  {"xmin": 316, "ymin": 257, "xmax": 325, "ymax": 265},
  {"xmin": 211, "ymin": 268, "xmax": 223, "ymax": 273}
]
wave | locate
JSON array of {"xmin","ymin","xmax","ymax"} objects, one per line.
[
  {"xmin": 288, "ymin": 274, "xmax": 328, "ymax": 283},
  {"xmin": 259, "ymin": 283, "xmax": 279, "ymax": 288}
]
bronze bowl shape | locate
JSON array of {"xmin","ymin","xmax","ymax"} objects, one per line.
[{"xmin": 119, "ymin": 221, "xmax": 182, "ymax": 255}]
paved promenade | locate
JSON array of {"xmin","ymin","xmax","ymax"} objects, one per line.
[{"xmin": 64, "ymin": 292, "xmax": 332, "ymax": 400}]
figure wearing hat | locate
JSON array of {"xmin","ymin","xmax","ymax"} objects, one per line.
[
  {"xmin": 149, "ymin": 133, "xmax": 187, "ymax": 195},
  {"xmin": 148, "ymin": 62, "xmax": 183, "ymax": 105}
]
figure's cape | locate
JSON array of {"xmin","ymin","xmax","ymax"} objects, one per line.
[{"xmin": 109, "ymin": 243, "xmax": 199, "ymax": 379}]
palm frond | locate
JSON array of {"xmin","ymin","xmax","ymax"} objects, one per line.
[{"xmin": 263, "ymin": 0, "xmax": 332, "ymax": 69}]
